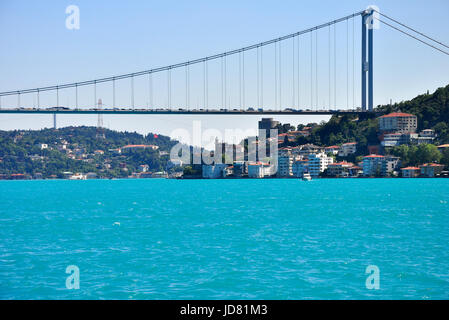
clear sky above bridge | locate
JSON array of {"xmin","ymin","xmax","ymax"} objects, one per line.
[{"xmin": 0, "ymin": 0, "xmax": 448, "ymax": 142}]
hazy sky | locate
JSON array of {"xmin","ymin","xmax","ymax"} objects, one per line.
[{"xmin": 0, "ymin": 0, "xmax": 448, "ymax": 143}]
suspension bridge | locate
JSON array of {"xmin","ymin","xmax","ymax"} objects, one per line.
[{"xmin": 0, "ymin": 8, "xmax": 447, "ymax": 124}]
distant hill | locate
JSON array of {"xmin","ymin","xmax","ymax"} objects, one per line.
[{"xmin": 0, "ymin": 126, "xmax": 180, "ymax": 178}]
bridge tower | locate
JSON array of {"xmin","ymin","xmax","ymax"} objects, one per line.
[
  {"xmin": 96, "ymin": 99, "xmax": 105, "ymax": 139},
  {"xmin": 361, "ymin": 8, "xmax": 375, "ymax": 112}
]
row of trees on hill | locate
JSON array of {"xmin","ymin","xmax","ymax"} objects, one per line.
[{"xmin": 0, "ymin": 127, "xmax": 179, "ymax": 178}]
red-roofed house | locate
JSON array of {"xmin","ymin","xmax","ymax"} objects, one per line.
[
  {"xmin": 420, "ymin": 163, "xmax": 444, "ymax": 177},
  {"xmin": 326, "ymin": 161, "xmax": 354, "ymax": 177},
  {"xmin": 378, "ymin": 112, "xmax": 417, "ymax": 133},
  {"xmin": 338, "ymin": 142, "xmax": 357, "ymax": 157},
  {"xmin": 325, "ymin": 145, "xmax": 340, "ymax": 155},
  {"xmin": 362, "ymin": 155, "xmax": 385, "ymax": 176},
  {"xmin": 437, "ymin": 144, "xmax": 449, "ymax": 152}
]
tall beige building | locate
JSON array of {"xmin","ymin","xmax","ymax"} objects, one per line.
[{"xmin": 378, "ymin": 112, "xmax": 417, "ymax": 133}]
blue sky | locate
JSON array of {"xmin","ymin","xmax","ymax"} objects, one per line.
[{"xmin": 0, "ymin": 0, "xmax": 448, "ymax": 142}]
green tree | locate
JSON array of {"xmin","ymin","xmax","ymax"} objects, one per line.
[{"xmin": 441, "ymin": 149, "xmax": 449, "ymax": 168}]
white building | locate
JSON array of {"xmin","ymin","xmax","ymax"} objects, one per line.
[
  {"xmin": 338, "ymin": 142, "xmax": 357, "ymax": 157},
  {"xmin": 412, "ymin": 129, "xmax": 436, "ymax": 145},
  {"xmin": 278, "ymin": 154, "xmax": 294, "ymax": 177},
  {"xmin": 292, "ymin": 159, "xmax": 309, "ymax": 178},
  {"xmin": 362, "ymin": 155, "xmax": 385, "ymax": 176},
  {"xmin": 325, "ymin": 146, "xmax": 340, "ymax": 155},
  {"xmin": 381, "ymin": 133, "xmax": 418, "ymax": 147},
  {"xmin": 307, "ymin": 153, "xmax": 334, "ymax": 178},
  {"xmin": 248, "ymin": 162, "xmax": 275, "ymax": 178}
]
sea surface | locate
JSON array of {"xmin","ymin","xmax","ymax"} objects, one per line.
[{"xmin": 0, "ymin": 178, "xmax": 448, "ymax": 300}]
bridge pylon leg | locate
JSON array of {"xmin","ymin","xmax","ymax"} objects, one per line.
[{"xmin": 361, "ymin": 9, "xmax": 374, "ymax": 112}]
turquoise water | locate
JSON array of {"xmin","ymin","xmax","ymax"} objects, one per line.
[{"xmin": 0, "ymin": 179, "xmax": 448, "ymax": 300}]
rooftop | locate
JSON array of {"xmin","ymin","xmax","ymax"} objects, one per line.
[
  {"xmin": 379, "ymin": 112, "xmax": 416, "ymax": 118},
  {"xmin": 329, "ymin": 161, "xmax": 354, "ymax": 166},
  {"xmin": 420, "ymin": 163, "xmax": 444, "ymax": 167},
  {"xmin": 363, "ymin": 154, "xmax": 385, "ymax": 158}
]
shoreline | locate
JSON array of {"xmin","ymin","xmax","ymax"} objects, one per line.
[{"xmin": 1, "ymin": 176, "xmax": 448, "ymax": 181}]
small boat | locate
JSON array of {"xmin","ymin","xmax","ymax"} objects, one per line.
[{"xmin": 302, "ymin": 173, "xmax": 312, "ymax": 181}]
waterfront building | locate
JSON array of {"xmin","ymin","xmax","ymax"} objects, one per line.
[
  {"xmin": 401, "ymin": 167, "xmax": 420, "ymax": 178},
  {"xmin": 86, "ymin": 172, "xmax": 97, "ymax": 179},
  {"xmin": 202, "ymin": 164, "xmax": 228, "ymax": 179},
  {"xmin": 326, "ymin": 161, "xmax": 354, "ymax": 177},
  {"xmin": 248, "ymin": 163, "xmax": 264, "ymax": 178},
  {"xmin": 138, "ymin": 172, "xmax": 152, "ymax": 178},
  {"xmin": 348, "ymin": 166, "xmax": 363, "ymax": 177},
  {"xmin": 307, "ymin": 152, "xmax": 334, "ymax": 178},
  {"xmin": 247, "ymin": 162, "xmax": 275, "ymax": 178},
  {"xmin": 232, "ymin": 161, "xmax": 246, "ymax": 176},
  {"xmin": 384, "ymin": 156, "xmax": 401, "ymax": 176},
  {"xmin": 10, "ymin": 173, "xmax": 28, "ymax": 180},
  {"xmin": 69, "ymin": 173, "xmax": 86, "ymax": 180},
  {"xmin": 223, "ymin": 166, "xmax": 233, "ymax": 177},
  {"xmin": 338, "ymin": 142, "xmax": 357, "ymax": 157},
  {"xmin": 378, "ymin": 112, "xmax": 417, "ymax": 133},
  {"xmin": 151, "ymin": 171, "xmax": 168, "ymax": 178},
  {"xmin": 277, "ymin": 154, "xmax": 294, "ymax": 177},
  {"xmin": 363, "ymin": 154, "xmax": 400, "ymax": 177},
  {"xmin": 420, "ymin": 163, "xmax": 444, "ymax": 177},
  {"xmin": 292, "ymin": 159, "xmax": 309, "ymax": 178},
  {"xmin": 362, "ymin": 155, "xmax": 385, "ymax": 176}
]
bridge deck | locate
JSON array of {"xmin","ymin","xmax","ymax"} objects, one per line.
[{"xmin": 0, "ymin": 108, "xmax": 371, "ymax": 115}]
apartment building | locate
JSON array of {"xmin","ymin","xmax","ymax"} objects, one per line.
[{"xmin": 378, "ymin": 112, "xmax": 417, "ymax": 133}]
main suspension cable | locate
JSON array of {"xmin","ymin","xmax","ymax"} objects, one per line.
[
  {"xmin": 375, "ymin": 10, "xmax": 449, "ymax": 50},
  {"xmin": 375, "ymin": 17, "xmax": 449, "ymax": 56}
]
